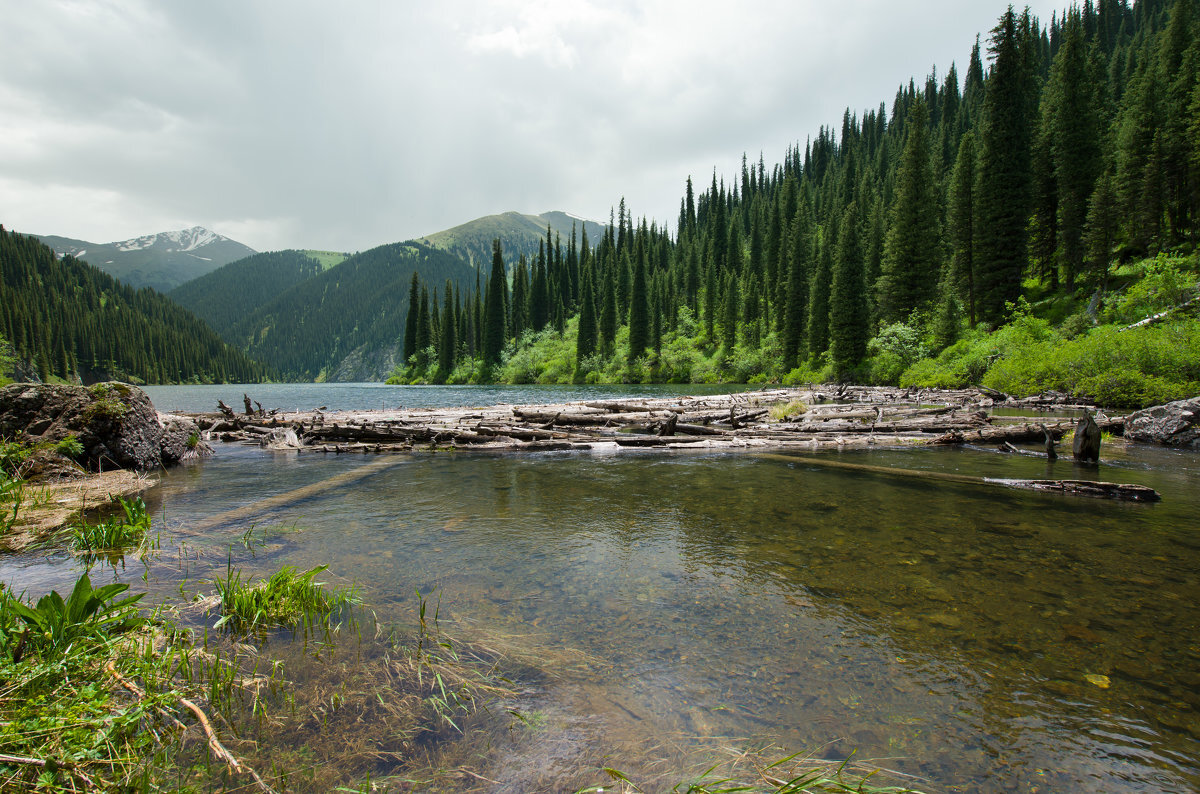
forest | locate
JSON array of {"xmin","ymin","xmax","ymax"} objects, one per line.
[
  {"xmin": 0, "ymin": 227, "xmax": 270, "ymax": 385},
  {"xmin": 389, "ymin": 0, "xmax": 1200, "ymax": 409}
]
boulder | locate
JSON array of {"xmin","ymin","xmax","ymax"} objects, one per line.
[
  {"xmin": 0, "ymin": 382, "xmax": 177, "ymax": 471},
  {"xmin": 1125, "ymin": 397, "xmax": 1200, "ymax": 449},
  {"xmin": 159, "ymin": 413, "xmax": 202, "ymax": 465}
]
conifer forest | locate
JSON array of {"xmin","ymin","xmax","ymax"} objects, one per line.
[{"xmin": 391, "ymin": 0, "xmax": 1200, "ymax": 409}]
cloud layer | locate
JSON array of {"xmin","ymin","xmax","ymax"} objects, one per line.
[{"xmin": 0, "ymin": 0, "xmax": 1063, "ymax": 251}]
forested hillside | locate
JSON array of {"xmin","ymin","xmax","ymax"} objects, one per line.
[
  {"xmin": 169, "ymin": 250, "xmax": 329, "ymax": 342},
  {"xmin": 390, "ymin": 0, "xmax": 1200, "ymax": 407},
  {"xmin": 0, "ymin": 227, "xmax": 270, "ymax": 384},
  {"xmin": 226, "ymin": 240, "xmax": 478, "ymax": 381}
]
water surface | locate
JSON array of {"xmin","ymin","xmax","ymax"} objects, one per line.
[
  {"xmin": 4, "ymin": 430, "xmax": 1199, "ymax": 791},
  {"xmin": 143, "ymin": 382, "xmax": 753, "ymax": 414}
]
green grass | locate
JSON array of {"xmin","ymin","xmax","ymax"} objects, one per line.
[
  {"xmin": 210, "ymin": 562, "xmax": 360, "ymax": 631},
  {"xmin": 302, "ymin": 249, "xmax": 348, "ymax": 269},
  {"xmin": 68, "ymin": 496, "xmax": 152, "ymax": 553}
]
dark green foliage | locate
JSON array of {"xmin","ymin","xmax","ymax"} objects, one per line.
[
  {"xmin": 576, "ymin": 268, "xmax": 598, "ymax": 366},
  {"xmin": 829, "ymin": 203, "xmax": 870, "ymax": 378},
  {"xmin": 948, "ymin": 132, "xmax": 978, "ymax": 325},
  {"xmin": 808, "ymin": 240, "xmax": 832, "ymax": 358},
  {"xmin": 438, "ymin": 282, "xmax": 457, "ymax": 378},
  {"xmin": 627, "ymin": 247, "xmax": 650, "ymax": 363},
  {"xmin": 482, "ymin": 239, "xmax": 508, "ymax": 370},
  {"xmin": 878, "ymin": 99, "xmax": 942, "ymax": 322},
  {"xmin": 169, "ymin": 250, "xmax": 324, "ymax": 341},
  {"xmin": 403, "ymin": 272, "xmax": 420, "ymax": 363},
  {"xmin": 974, "ymin": 8, "xmax": 1038, "ymax": 325},
  {"xmin": 0, "ymin": 227, "xmax": 268, "ymax": 384}
]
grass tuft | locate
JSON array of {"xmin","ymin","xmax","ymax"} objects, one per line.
[{"xmin": 211, "ymin": 562, "xmax": 360, "ymax": 631}]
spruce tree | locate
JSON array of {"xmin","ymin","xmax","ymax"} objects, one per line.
[
  {"xmin": 721, "ymin": 271, "xmax": 738, "ymax": 351},
  {"xmin": 599, "ymin": 264, "xmax": 618, "ymax": 355},
  {"xmin": 947, "ymin": 132, "xmax": 979, "ymax": 326},
  {"xmin": 877, "ymin": 98, "xmax": 941, "ymax": 323},
  {"xmin": 974, "ymin": 7, "xmax": 1038, "ymax": 325},
  {"xmin": 829, "ymin": 203, "xmax": 869, "ymax": 379},
  {"xmin": 627, "ymin": 248, "xmax": 650, "ymax": 364},
  {"xmin": 576, "ymin": 268, "xmax": 598, "ymax": 366},
  {"xmin": 1047, "ymin": 11, "xmax": 1104, "ymax": 287},
  {"xmin": 438, "ymin": 282, "xmax": 456, "ymax": 379},
  {"xmin": 807, "ymin": 239, "xmax": 832, "ymax": 359},
  {"xmin": 482, "ymin": 239, "xmax": 508, "ymax": 370},
  {"xmin": 403, "ymin": 272, "xmax": 420, "ymax": 363}
]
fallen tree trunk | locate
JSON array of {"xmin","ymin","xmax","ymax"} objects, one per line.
[{"xmin": 755, "ymin": 453, "xmax": 1159, "ymax": 502}]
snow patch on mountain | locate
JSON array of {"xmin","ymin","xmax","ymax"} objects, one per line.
[{"xmin": 114, "ymin": 226, "xmax": 225, "ymax": 253}]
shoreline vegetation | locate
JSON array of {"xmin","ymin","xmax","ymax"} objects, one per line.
[{"xmin": 386, "ymin": 253, "xmax": 1200, "ymax": 413}]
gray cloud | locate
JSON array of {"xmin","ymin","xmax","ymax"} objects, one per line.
[{"xmin": 0, "ymin": 0, "xmax": 1064, "ymax": 252}]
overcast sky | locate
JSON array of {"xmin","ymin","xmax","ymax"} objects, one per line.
[{"xmin": 0, "ymin": 0, "xmax": 1065, "ymax": 253}]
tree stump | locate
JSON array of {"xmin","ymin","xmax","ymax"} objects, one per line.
[{"xmin": 1072, "ymin": 413, "xmax": 1101, "ymax": 463}]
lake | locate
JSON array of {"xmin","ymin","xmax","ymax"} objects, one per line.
[{"xmin": 4, "ymin": 384, "xmax": 1200, "ymax": 791}]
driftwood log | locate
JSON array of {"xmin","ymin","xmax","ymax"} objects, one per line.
[{"xmin": 184, "ymin": 386, "xmax": 1156, "ymax": 503}]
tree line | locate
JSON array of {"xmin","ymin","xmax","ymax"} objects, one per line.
[{"xmin": 394, "ymin": 0, "xmax": 1199, "ymax": 385}]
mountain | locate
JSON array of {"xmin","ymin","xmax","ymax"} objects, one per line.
[
  {"xmin": 0, "ymin": 227, "xmax": 270, "ymax": 384},
  {"xmin": 418, "ymin": 210, "xmax": 607, "ymax": 269},
  {"xmin": 224, "ymin": 240, "xmax": 478, "ymax": 381},
  {"xmin": 169, "ymin": 250, "xmax": 332, "ymax": 343},
  {"xmin": 35, "ymin": 226, "xmax": 257, "ymax": 293}
]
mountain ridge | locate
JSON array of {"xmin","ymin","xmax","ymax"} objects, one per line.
[{"xmin": 34, "ymin": 226, "xmax": 257, "ymax": 293}]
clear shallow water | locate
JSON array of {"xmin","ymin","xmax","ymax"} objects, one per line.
[
  {"xmin": 5, "ymin": 438, "xmax": 1200, "ymax": 791},
  {"xmin": 142, "ymin": 382, "xmax": 753, "ymax": 414}
]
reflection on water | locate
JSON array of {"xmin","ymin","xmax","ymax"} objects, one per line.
[{"xmin": 5, "ymin": 442, "xmax": 1200, "ymax": 792}]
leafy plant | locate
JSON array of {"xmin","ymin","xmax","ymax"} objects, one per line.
[
  {"xmin": 3, "ymin": 573, "xmax": 144, "ymax": 660},
  {"xmin": 54, "ymin": 433, "xmax": 84, "ymax": 459}
]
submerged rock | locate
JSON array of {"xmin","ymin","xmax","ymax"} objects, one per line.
[
  {"xmin": 1125, "ymin": 397, "xmax": 1200, "ymax": 449},
  {"xmin": 0, "ymin": 382, "xmax": 188, "ymax": 471}
]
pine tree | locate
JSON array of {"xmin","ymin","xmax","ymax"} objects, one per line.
[
  {"xmin": 782, "ymin": 214, "xmax": 809, "ymax": 369},
  {"xmin": 403, "ymin": 272, "xmax": 420, "ymax": 363},
  {"xmin": 807, "ymin": 239, "xmax": 832, "ymax": 358},
  {"xmin": 948, "ymin": 132, "xmax": 978, "ymax": 325},
  {"xmin": 1047, "ymin": 10, "xmax": 1104, "ymax": 287},
  {"xmin": 877, "ymin": 98, "xmax": 942, "ymax": 322},
  {"xmin": 438, "ymin": 281, "xmax": 456, "ymax": 378},
  {"xmin": 974, "ymin": 8, "xmax": 1038, "ymax": 325},
  {"xmin": 599, "ymin": 263, "xmax": 618, "ymax": 354},
  {"xmin": 721, "ymin": 271, "xmax": 738, "ymax": 351},
  {"xmin": 511, "ymin": 255, "xmax": 530, "ymax": 342},
  {"xmin": 627, "ymin": 247, "xmax": 650, "ymax": 364},
  {"xmin": 415, "ymin": 286, "xmax": 431, "ymax": 367},
  {"xmin": 576, "ymin": 268, "xmax": 598, "ymax": 366},
  {"xmin": 829, "ymin": 202, "xmax": 869, "ymax": 378},
  {"xmin": 482, "ymin": 239, "xmax": 508, "ymax": 370}
]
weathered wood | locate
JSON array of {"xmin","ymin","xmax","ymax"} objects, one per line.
[
  {"xmin": 1073, "ymin": 413, "xmax": 1102, "ymax": 463},
  {"xmin": 756, "ymin": 453, "xmax": 1160, "ymax": 502}
]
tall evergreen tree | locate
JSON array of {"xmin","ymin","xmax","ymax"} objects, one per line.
[
  {"xmin": 947, "ymin": 132, "xmax": 979, "ymax": 326},
  {"xmin": 975, "ymin": 7, "xmax": 1039, "ymax": 325},
  {"xmin": 829, "ymin": 203, "xmax": 870, "ymax": 378},
  {"xmin": 628, "ymin": 247, "xmax": 650, "ymax": 364},
  {"xmin": 576, "ymin": 268, "xmax": 598, "ymax": 366},
  {"xmin": 807, "ymin": 239, "xmax": 833, "ymax": 358},
  {"xmin": 438, "ymin": 281, "xmax": 456, "ymax": 378},
  {"xmin": 482, "ymin": 239, "xmax": 508, "ymax": 370},
  {"xmin": 877, "ymin": 98, "xmax": 942, "ymax": 322},
  {"xmin": 403, "ymin": 272, "xmax": 420, "ymax": 363}
]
